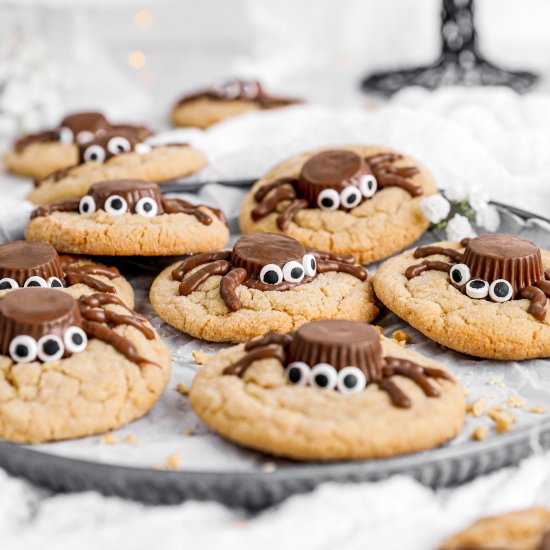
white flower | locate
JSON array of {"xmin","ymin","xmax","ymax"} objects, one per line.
[
  {"xmin": 445, "ymin": 214, "xmax": 477, "ymax": 242},
  {"xmin": 468, "ymin": 186, "xmax": 490, "ymax": 211},
  {"xmin": 475, "ymin": 204, "xmax": 500, "ymax": 232},
  {"xmin": 420, "ymin": 193, "xmax": 451, "ymax": 224},
  {"xmin": 444, "ymin": 184, "xmax": 468, "ymax": 202}
]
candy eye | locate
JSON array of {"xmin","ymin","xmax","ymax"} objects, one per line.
[
  {"xmin": 466, "ymin": 279, "xmax": 489, "ymax": 299},
  {"xmin": 241, "ymin": 81, "xmax": 259, "ymax": 99},
  {"xmin": 24, "ymin": 276, "xmax": 47, "ymax": 288},
  {"xmin": 282, "ymin": 260, "xmax": 304, "ymax": 283},
  {"xmin": 310, "ymin": 363, "xmax": 338, "ymax": 390},
  {"xmin": 37, "ymin": 334, "xmax": 64, "ymax": 362},
  {"xmin": 76, "ymin": 130, "xmax": 94, "ymax": 144},
  {"xmin": 489, "ymin": 279, "xmax": 514, "ymax": 303},
  {"xmin": 317, "ymin": 189, "xmax": 340, "ymax": 211},
  {"xmin": 0, "ymin": 278, "xmax": 19, "ymax": 290},
  {"xmin": 285, "ymin": 362, "xmax": 311, "ymax": 386},
  {"xmin": 450, "ymin": 263, "xmax": 471, "ymax": 286},
  {"xmin": 135, "ymin": 197, "xmax": 158, "ymax": 217},
  {"xmin": 359, "ymin": 175, "xmax": 378, "ymax": 198},
  {"xmin": 83, "ymin": 145, "xmax": 106, "ymax": 163},
  {"xmin": 336, "ymin": 366, "xmax": 367, "ymax": 394},
  {"xmin": 79, "ymin": 195, "xmax": 96, "ymax": 215},
  {"xmin": 104, "ymin": 195, "xmax": 128, "ymax": 216},
  {"xmin": 107, "ymin": 136, "xmax": 131, "ymax": 155},
  {"xmin": 58, "ymin": 126, "xmax": 74, "ymax": 144},
  {"xmin": 214, "ymin": 80, "xmax": 240, "ymax": 99},
  {"xmin": 134, "ymin": 142, "xmax": 152, "ymax": 155},
  {"xmin": 340, "ymin": 186, "xmax": 362, "ymax": 209},
  {"xmin": 302, "ymin": 254, "xmax": 317, "ymax": 277},
  {"xmin": 259, "ymin": 264, "xmax": 283, "ymax": 285},
  {"xmin": 64, "ymin": 326, "xmax": 88, "ymax": 353},
  {"xmin": 48, "ymin": 277, "xmax": 64, "ymax": 288},
  {"xmin": 9, "ymin": 335, "xmax": 37, "ymax": 363}
]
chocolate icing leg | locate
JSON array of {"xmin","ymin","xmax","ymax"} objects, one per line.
[
  {"xmin": 377, "ymin": 378, "xmax": 411, "ymax": 409},
  {"xmin": 220, "ymin": 268, "xmax": 247, "ymax": 311},
  {"xmin": 179, "ymin": 260, "xmax": 230, "ymax": 296},
  {"xmin": 223, "ymin": 346, "xmax": 286, "ymax": 377},
  {"xmin": 317, "ymin": 259, "xmax": 368, "ymax": 280},
  {"xmin": 405, "ymin": 260, "xmax": 452, "ymax": 280},
  {"xmin": 413, "ymin": 246, "xmax": 463, "ymax": 262},
  {"xmin": 161, "ymin": 198, "xmax": 213, "ymax": 225},
  {"xmin": 251, "ymin": 186, "xmax": 297, "ymax": 221},
  {"xmin": 377, "ymin": 174, "xmax": 423, "ymax": 197},
  {"xmin": 245, "ymin": 332, "xmax": 293, "ymax": 351},
  {"xmin": 305, "ymin": 247, "xmax": 356, "ymax": 265},
  {"xmin": 172, "ymin": 251, "xmax": 231, "ymax": 281},
  {"xmin": 521, "ymin": 285, "xmax": 548, "ymax": 321},
  {"xmin": 254, "ymin": 177, "xmax": 298, "ymax": 202},
  {"xmin": 276, "ymin": 199, "xmax": 309, "ymax": 230}
]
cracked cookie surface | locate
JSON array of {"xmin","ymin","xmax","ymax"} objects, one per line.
[
  {"xmin": 150, "ymin": 261, "xmax": 379, "ymax": 343},
  {"xmin": 373, "ymin": 241, "xmax": 550, "ymax": 360},
  {"xmin": 189, "ymin": 336, "xmax": 465, "ymax": 460},
  {"xmin": 0, "ymin": 302, "xmax": 171, "ymax": 444},
  {"xmin": 27, "ymin": 145, "xmax": 207, "ymax": 205},
  {"xmin": 239, "ymin": 145, "xmax": 436, "ymax": 264}
]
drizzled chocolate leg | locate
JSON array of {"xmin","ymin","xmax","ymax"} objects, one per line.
[
  {"xmin": 245, "ymin": 332, "xmax": 293, "ymax": 351},
  {"xmin": 377, "ymin": 174, "xmax": 423, "ymax": 197},
  {"xmin": 413, "ymin": 246, "xmax": 463, "ymax": 262},
  {"xmin": 220, "ymin": 268, "xmax": 247, "ymax": 311},
  {"xmin": 65, "ymin": 273, "xmax": 115, "ymax": 293},
  {"xmin": 521, "ymin": 285, "xmax": 548, "ymax": 321},
  {"xmin": 364, "ymin": 153, "xmax": 402, "ymax": 165},
  {"xmin": 254, "ymin": 177, "xmax": 298, "ymax": 202},
  {"xmin": 383, "ymin": 360, "xmax": 440, "ymax": 398},
  {"xmin": 276, "ymin": 199, "xmax": 309, "ymax": 230},
  {"xmin": 223, "ymin": 346, "xmax": 286, "ymax": 376},
  {"xmin": 317, "ymin": 259, "xmax": 368, "ymax": 281},
  {"xmin": 377, "ymin": 378, "xmax": 411, "ymax": 408},
  {"xmin": 81, "ymin": 308, "xmax": 155, "ymax": 339},
  {"xmin": 179, "ymin": 260, "xmax": 230, "ymax": 296},
  {"xmin": 162, "ymin": 198, "xmax": 213, "ymax": 225},
  {"xmin": 31, "ymin": 200, "xmax": 80, "ymax": 219},
  {"xmin": 251, "ymin": 187, "xmax": 296, "ymax": 221},
  {"xmin": 172, "ymin": 251, "xmax": 231, "ymax": 281},
  {"xmin": 405, "ymin": 260, "xmax": 452, "ymax": 280},
  {"xmin": 304, "ymin": 247, "xmax": 356, "ymax": 265}
]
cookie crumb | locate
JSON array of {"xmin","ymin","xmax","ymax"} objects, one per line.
[
  {"xmin": 123, "ymin": 434, "xmax": 139, "ymax": 446},
  {"xmin": 529, "ymin": 405, "xmax": 548, "ymax": 414},
  {"xmin": 192, "ymin": 350, "xmax": 211, "ymax": 365},
  {"xmin": 488, "ymin": 408, "xmax": 516, "ymax": 433},
  {"xmin": 176, "ymin": 383, "xmax": 189, "ymax": 396},
  {"xmin": 100, "ymin": 433, "xmax": 118, "ymax": 445},
  {"xmin": 392, "ymin": 330, "xmax": 411, "ymax": 346},
  {"xmin": 471, "ymin": 426, "xmax": 489, "ymax": 441},
  {"xmin": 505, "ymin": 394, "xmax": 526, "ymax": 410},
  {"xmin": 466, "ymin": 398, "xmax": 486, "ymax": 417},
  {"xmin": 262, "ymin": 462, "xmax": 277, "ymax": 473}
]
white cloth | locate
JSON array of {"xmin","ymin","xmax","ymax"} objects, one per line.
[{"xmin": 1, "ymin": 87, "xmax": 550, "ymax": 550}]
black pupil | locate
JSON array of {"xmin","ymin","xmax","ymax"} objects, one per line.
[
  {"xmin": 310, "ymin": 258, "xmax": 316, "ymax": 270},
  {"xmin": 0, "ymin": 281, "xmax": 13, "ymax": 290},
  {"xmin": 368, "ymin": 180, "xmax": 373, "ymax": 189},
  {"xmin": 321, "ymin": 198, "xmax": 334, "ymax": 208},
  {"xmin": 288, "ymin": 367, "xmax": 302, "ymax": 383},
  {"xmin": 43, "ymin": 339, "xmax": 60, "ymax": 356},
  {"xmin": 451, "ymin": 269, "xmax": 463, "ymax": 283},
  {"xmin": 494, "ymin": 282, "xmax": 510, "ymax": 297},
  {"xmin": 15, "ymin": 344, "xmax": 28, "ymax": 357},
  {"xmin": 291, "ymin": 267, "xmax": 303, "ymax": 279},
  {"xmin": 263, "ymin": 270, "xmax": 279, "ymax": 285},
  {"xmin": 82, "ymin": 202, "xmax": 89, "ymax": 212},
  {"xmin": 470, "ymin": 279, "xmax": 485, "ymax": 289},
  {"xmin": 315, "ymin": 374, "xmax": 329, "ymax": 387},
  {"xmin": 90, "ymin": 152, "xmax": 98, "ymax": 160},
  {"xmin": 116, "ymin": 144, "xmax": 124, "ymax": 152},
  {"xmin": 111, "ymin": 198, "xmax": 123, "ymax": 210},
  {"xmin": 51, "ymin": 279, "xmax": 63, "ymax": 287},
  {"xmin": 26, "ymin": 280, "xmax": 41, "ymax": 287},
  {"xmin": 72, "ymin": 333, "xmax": 84, "ymax": 346},
  {"xmin": 143, "ymin": 202, "xmax": 153, "ymax": 212},
  {"xmin": 346, "ymin": 192, "xmax": 359, "ymax": 204},
  {"xmin": 343, "ymin": 374, "xmax": 357, "ymax": 388}
]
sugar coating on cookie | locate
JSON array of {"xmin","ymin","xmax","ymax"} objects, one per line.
[
  {"xmin": 25, "ymin": 179, "xmax": 229, "ymax": 256},
  {"xmin": 190, "ymin": 321, "xmax": 465, "ymax": 460},
  {"xmin": 0, "ymin": 288, "xmax": 170, "ymax": 443},
  {"xmin": 374, "ymin": 236, "xmax": 550, "ymax": 360},
  {"xmin": 239, "ymin": 145, "xmax": 437, "ymax": 264},
  {"xmin": 151, "ymin": 232, "xmax": 378, "ymax": 343}
]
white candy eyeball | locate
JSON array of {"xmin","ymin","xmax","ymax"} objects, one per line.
[
  {"xmin": 47, "ymin": 277, "xmax": 64, "ymax": 288},
  {"xmin": 37, "ymin": 334, "xmax": 64, "ymax": 362},
  {"xmin": 135, "ymin": 197, "xmax": 158, "ymax": 217},
  {"xmin": 359, "ymin": 174, "xmax": 378, "ymax": 198},
  {"xmin": 317, "ymin": 189, "xmax": 340, "ymax": 211},
  {"xmin": 337, "ymin": 366, "xmax": 367, "ymax": 394},
  {"xmin": 282, "ymin": 260, "xmax": 304, "ymax": 283},
  {"xmin": 466, "ymin": 279, "xmax": 489, "ymax": 299},
  {"xmin": 79, "ymin": 195, "xmax": 96, "ymax": 215},
  {"xmin": 450, "ymin": 263, "xmax": 471, "ymax": 286},
  {"xmin": 302, "ymin": 254, "xmax": 317, "ymax": 277},
  {"xmin": 0, "ymin": 277, "xmax": 19, "ymax": 290},
  {"xmin": 214, "ymin": 80, "xmax": 240, "ymax": 99},
  {"xmin": 24, "ymin": 276, "xmax": 47, "ymax": 288},
  {"xmin": 134, "ymin": 142, "xmax": 152, "ymax": 155},
  {"xmin": 104, "ymin": 195, "xmax": 128, "ymax": 217},
  {"xmin": 76, "ymin": 130, "xmax": 94, "ymax": 144},
  {"xmin": 107, "ymin": 136, "xmax": 132, "ymax": 155},
  {"xmin": 240, "ymin": 81, "xmax": 260, "ymax": 99},
  {"xmin": 83, "ymin": 144, "xmax": 106, "ymax": 163},
  {"xmin": 259, "ymin": 264, "xmax": 283, "ymax": 285},
  {"xmin": 340, "ymin": 186, "xmax": 363, "ymax": 209},
  {"xmin": 64, "ymin": 326, "xmax": 88, "ymax": 354},
  {"xmin": 489, "ymin": 279, "xmax": 514, "ymax": 303},
  {"xmin": 285, "ymin": 362, "xmax": 311, "ymax": 386},
  {"xmin": 9, "ymin": 335, "xmax": 38, "ymax": 363},
  {"xmin": 58, "ymin": 126, "xmax": 74, "ymax": 144},
  {"xmin": 310, "ymin": 363, "xmax": 338, "ymax": 390}
]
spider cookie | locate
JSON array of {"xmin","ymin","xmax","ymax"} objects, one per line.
[
  {"xmin": 189, "ymin": 319, "xmax": 465, "ymax": 460},
  {"xmin": 0, "ymin": 288, "xmax": 171, "ymax": 443},
  {"xmin": 171, "ymin": 78, "xmax": 301, "ymax": 129},
  {"xmin": 26, "ymin": 179, "xmax": 228, "ymax": 256},
  {"xmin": 239, "ymin": 146, "xmax": 437, "ymax": 264},
  {"xmin": 439, "ymin": 508, "xmax": 550, "ymax": 550},
  {"xmin": 374, "ymin": 234, "xmax": 550, "ymax": 360},
  {"xmin": 27, "ymin": 128, "xmax": 207, "ymax": 205},
  {"xmin": 0, "ymin": 241, "xmax": 134, "ymax": 307},
  {"xmin": 3, "ymin": 111, "xmax": 151, "ymax": 180},
  {"xmin": 150, "ymin": 232, "xmax": 378, "ymax": 343}
]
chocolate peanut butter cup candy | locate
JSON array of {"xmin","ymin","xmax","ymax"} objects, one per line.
[{"xmin": 59, "ymin": 112, "xmax": 109, "ymax": 144}]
